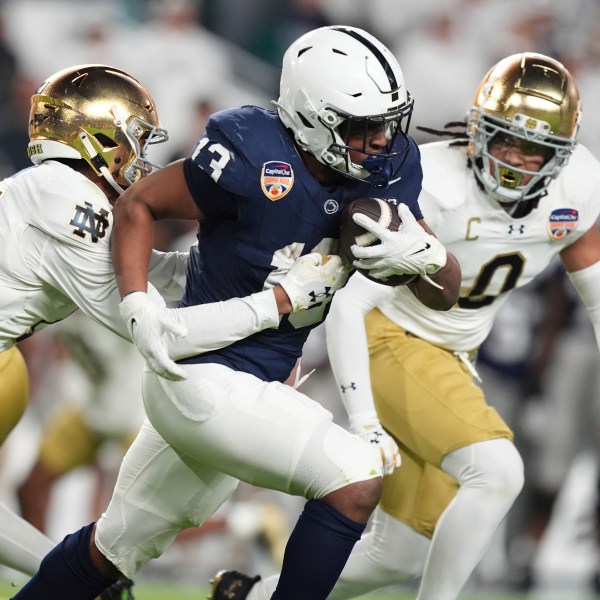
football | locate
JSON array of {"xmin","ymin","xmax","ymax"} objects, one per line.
[{"xmin": 339, "ymin": 197, "xmax": 418, "ymax": 287}]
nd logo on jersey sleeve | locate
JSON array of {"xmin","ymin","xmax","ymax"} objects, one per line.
[
  {"xmin": 70, "ymin": 201, "xmax": 110, "ymax": 243},
  {"xmin": 548, "ymin": 208, "xmax": 578, "ymax": 240},
  {"xmin": 260, "ymin": 161, "xmax": 294, "ymax": 201}
]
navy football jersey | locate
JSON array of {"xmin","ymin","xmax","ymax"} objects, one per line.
[{"xmin": 179, "ymin": 105, "xmax": 422, "ymax": 382}]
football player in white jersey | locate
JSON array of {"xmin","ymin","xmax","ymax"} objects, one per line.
[
  {"xmin": 218, "ymin": 52, "xmax": 600, "ymax": 600},
  {"xmin": 0, "ymin": 63, "xmax": 346, "ymax": 589}
]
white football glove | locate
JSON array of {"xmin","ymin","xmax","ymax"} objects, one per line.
[
  {"xmin": 119, "ymin": 291, "xmax": 188, "ymax": 381},
  {"xmin": 352, "ymin": 203, "xmax": 447, "ymax": 288},
  {"xmin": 349, "ymin": 412, "xmax": 401, "ymax": 476},
  {"xmin": 279, "ymin": 253, "xmax": 350, "ymax": 311}
]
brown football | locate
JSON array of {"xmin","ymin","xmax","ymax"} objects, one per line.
[{"xmin": 339, "ymin": 197, "xmax": 418, "ymax": 287}]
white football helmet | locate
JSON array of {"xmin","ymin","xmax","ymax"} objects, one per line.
[
  {"xmin": 28, "ymin": 64, "xmax": 168, "ymax": 194},
  {"xmin": 274, "ymin": 26, "xmax": 413, "ymax": 186},
  {"xmin": 468, "ymin": 52, "xmax": 581, "ymax": 204}
]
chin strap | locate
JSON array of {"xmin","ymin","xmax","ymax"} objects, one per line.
[{"xmin": 79, "ymin": 132, "xmax": 124, "ymax": 195}]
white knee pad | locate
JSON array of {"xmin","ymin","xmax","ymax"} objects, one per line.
[{"xmin": 442, "ymin": 438, "xmax": 524, "ymax": 503}]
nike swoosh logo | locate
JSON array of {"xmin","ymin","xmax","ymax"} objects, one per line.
[
  {"xmin": 408, "ymin": 242, "xmax": 431, "ymax": 256},
  {"xmin": 389, "ymin": 176, "xmax": 402, "ymax": 184}
]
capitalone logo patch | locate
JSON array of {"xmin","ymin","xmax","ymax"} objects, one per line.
[
  {"xmin": 261, "ymin": 161, "xmax": 294, "ymax": 201},
  {"xmin": 548, "ymin": 208, "xmax": 578, "ymax": 240}
]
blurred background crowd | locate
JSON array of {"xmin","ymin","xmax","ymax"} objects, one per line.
[{"xmin": 1, "ymin": 0, "xmax": 600, "ymax": 597}]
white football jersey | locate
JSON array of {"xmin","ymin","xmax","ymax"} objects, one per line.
[
  {"xmin": 0, "ymin": 161, "xmax": 186, "ymax": 351},
  {"xmin": 378, "ymin": 141, "xmax": 600, "ymax": 352},
  {"xmin": 0, "ymin": 161, "xmax": 119, "ymax": 350},
  {"xmin": 0, "ymin": 160, "xmax": 283, "ymax": 359}
]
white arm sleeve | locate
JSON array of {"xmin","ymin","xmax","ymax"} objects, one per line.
[
  {"xmin": 148, "ymin": 283, "xmax": 281, "ymax": 360},
  {"xmin": 37, "ymin": 228, "xmax": 280, "ymax": 358},
  {"xmin": 567, "ymin": 260, "xmax": 600, "ymax": 352},
  {"xmin": 148, "ymin": 249, "xmax": 189, "ymax": 302},
  {"xmin": 325, "ymin": 272, "xmax": 393, "ymax": 419}
]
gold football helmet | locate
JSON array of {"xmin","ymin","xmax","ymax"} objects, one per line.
[
  {"xmin": 468, "ymin": 52, "xmax": 580, "ymax": 204},
  {"xmin": 28, "ymin": 64, "xmax": 168, "ymax": 194}
]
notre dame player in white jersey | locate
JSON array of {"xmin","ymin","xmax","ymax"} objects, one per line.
[
  {"xmin": 0, "ymin": 63, "xmax": 345, "ymax": 593},
  {"xmin": 214, "ymin": 53, "xmax": 600, "ymax": 600}
]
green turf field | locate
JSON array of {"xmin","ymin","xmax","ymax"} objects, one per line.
[{"xmin": 0, "ymin": 578, "xmax": 539, "ymax": 600}]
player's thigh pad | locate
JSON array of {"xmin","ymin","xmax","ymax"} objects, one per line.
[
  {"xmin": 39, "ymin": 405, "xmax": 100, "ymax": 473},
  {"xmin": 95, "ymin": 418, "xmax": 239, "ymax": 578},
  {"xmin": 380, "ymin": 445, "xmax": 458, "ymax": 538},
  {"xmin": 366, "ymin": 308, "xmax": 513, "ymax": 466},
  {"xmin": 0, "ymin": 347, "xmax": 29, "ymax": 445},
  {"xmin": 143, "ymin": 364, "xmax": 381, "ymax": 498}
]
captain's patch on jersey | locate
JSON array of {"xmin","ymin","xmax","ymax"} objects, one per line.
[
  {"xmin": 260, "ymin": 161, "xmax": 294, "ymax": 201},
  {"xmin": 548, "ymin": 208, "xmax": 578, "ymax": 240}
]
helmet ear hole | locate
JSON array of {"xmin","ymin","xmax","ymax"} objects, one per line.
[
  {"xmin": 94, "ymin": 133, "xmax": 119, "ymax": 149},
  {"xmin": 296, "ymin": 112, "xmax": 313, "ymax": 129}
]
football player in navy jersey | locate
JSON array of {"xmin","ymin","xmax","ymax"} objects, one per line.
[{"xmin": 12, "ymin": 26, "xmax": 460, "ymax": 600}]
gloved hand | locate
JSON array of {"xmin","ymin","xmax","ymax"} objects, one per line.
[
  {"xmin": 119, "ymin": 291, "xmax": 188, "ymax": 381},
  {"xmin": 349, "ymin": 412, "xmax": 401, "ymax": 476},
  {"xmin": 279, "ymin": 253, "xmax": 350, "ymax": 311},
  {"xmin": 352, "ymin": 203, "xmax": 447, "ymax": 288}
]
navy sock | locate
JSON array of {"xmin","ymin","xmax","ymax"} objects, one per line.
[
  {"xmin": 11, "ymin": 522, "xmax": 119, "ymax": 599},
  {"xmin": 271, "ymin": 499, "xmax": 366, "ymax": 600}
]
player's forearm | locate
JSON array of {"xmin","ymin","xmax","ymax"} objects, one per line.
[
  {"xmin": 325, "ymin": 274, "xmax": 389, "ymax": 418},
  {"xmin": 163, "ymin": 290, "xmax": 282, "ymax": 359}
]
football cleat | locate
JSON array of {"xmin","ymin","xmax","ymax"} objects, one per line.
[
  {"xmin": 209, "ymin": 569, "xmax": 261, "ymax": 600},
  {"xmin": 99, "ymin": 575, "xmax": 134, "ymax": 600}
]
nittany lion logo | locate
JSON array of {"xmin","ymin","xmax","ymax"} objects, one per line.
[{"xmin": 70, "ymin": 202, "xmax": 110, "ymax": 242}]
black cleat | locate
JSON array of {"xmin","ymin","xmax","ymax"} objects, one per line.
[
  {"xmin": 100, "ymin": 576, "xmax": 135, "ymax": 600},
  {"xmin": 209, "ymin": 569, "xmax": 261, "ymax": 600}
]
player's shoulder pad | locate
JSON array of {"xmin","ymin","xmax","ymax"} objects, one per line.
[
  {"xmin": 556, "ymin": 143, "xmax": 600, "ymax": 202},
  {"xmin": 420, "ymin": 140, "xmax": 469, "ymax": 209},
  {"xmin": 28, "ymin": 161, "xmax": 112, "ymax": 248},
  {"xmin": 206, "ymin": 106, "xmax": 286, "ymax": 169}
]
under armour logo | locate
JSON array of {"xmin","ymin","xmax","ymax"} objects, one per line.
[
  {"xmin": 508, "ymin": 224, "xmax": 525, "ymax": 235},
  {"xmin": 370, "ymin": 430, "xmax": 383, "ymax": 445},
  {"xmin": 340, "ymin": 382, "xmax": 357, "ymax": 393},
  {"xmin": 70, "ymin": 202, "xmax": 110, "ymax": 242},
  {"xmin": 308, "ymin": 287, "xmax": 332, "ymax": 303}
]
